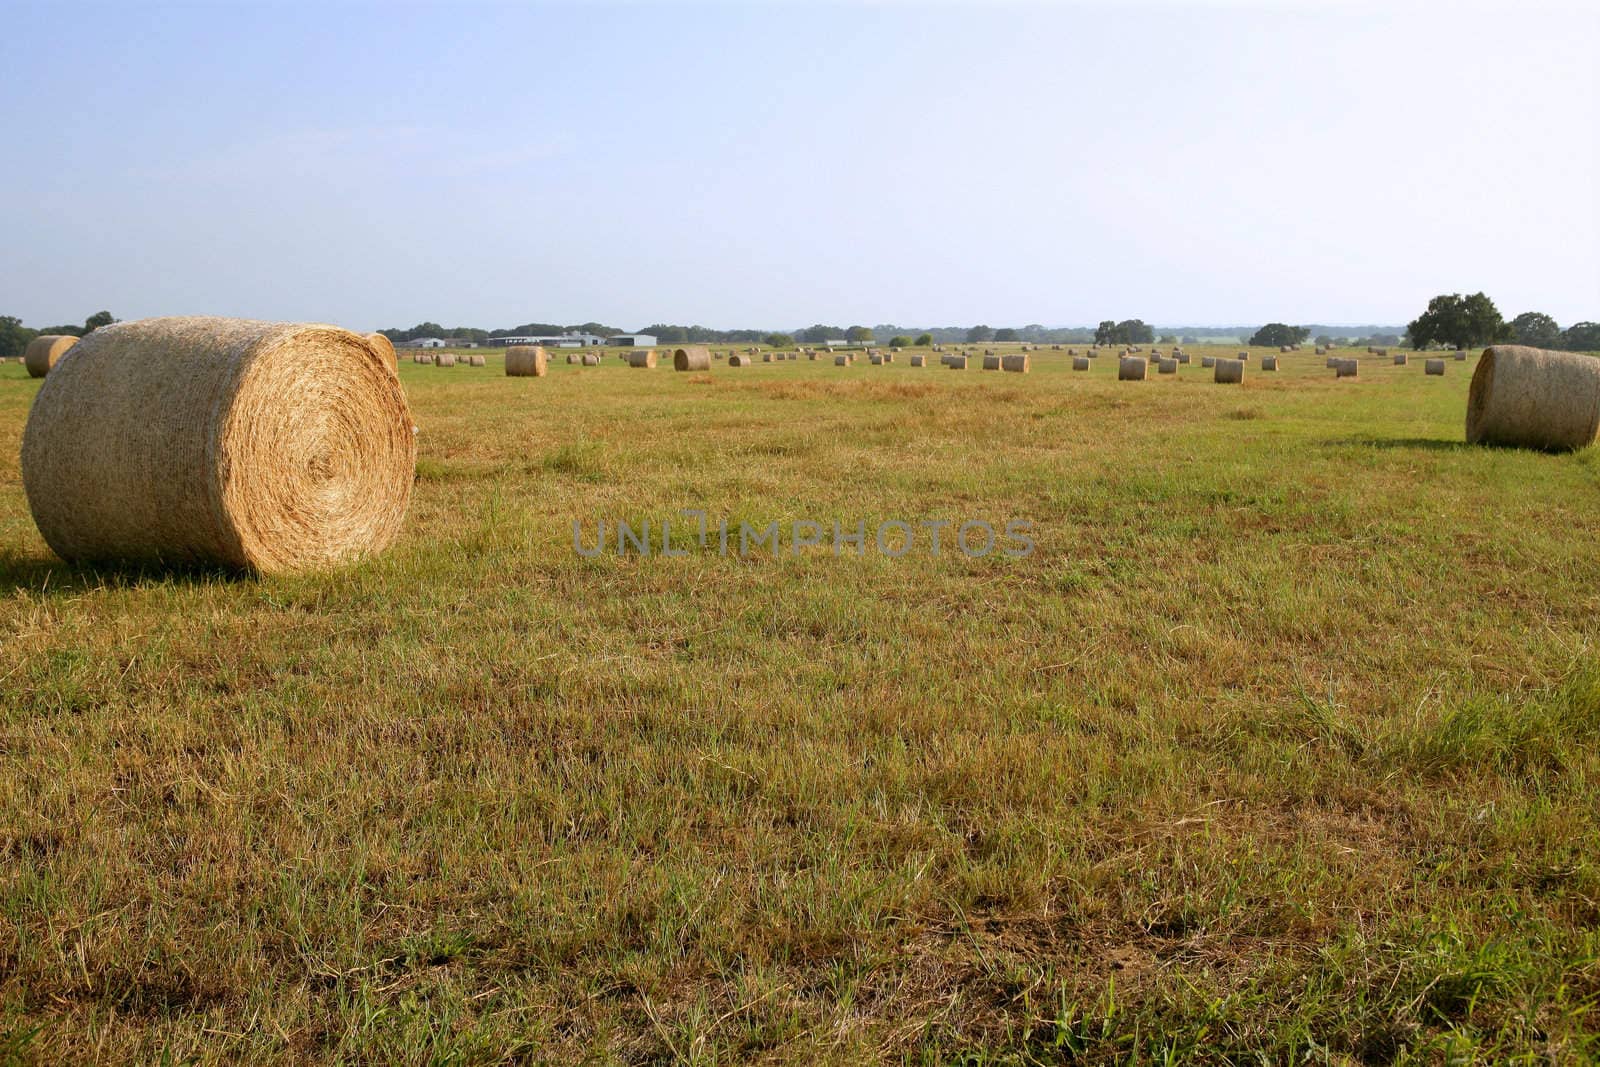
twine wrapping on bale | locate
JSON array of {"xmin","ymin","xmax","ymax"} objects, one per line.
[
  {"xmin": 506, "ymin": 346, "xmax": 547, "ymax": 377},
  {"xmin": 581, "ymin": 353, "xmax": 600, "ymax": 366},
  {"xmin": 366, "ymin": 333, "xmax": 397, "ymax": 365},
  {"xmin": 674, "ymin": 346, "xmax": 712, "ymax": 372},
  {"xmin": 1072, "ymin": 356, "xmax": 1090, "ymax": 371},
  {"xmin": 1002, "ymin": 354, "xmax": 1030, "ymax": 373},
  {"xmin": 1466, "ymin": 345, "xmax": 1600, "ymax": 451},
  {"xmin": 625, "ymin": 350, "xmax": 657, "ymax": 369},
  {"xmin": 1335, "ymin": 359, "xmax": 1359, "ymax": 378},
  {"xmin": 1425, "ymin": 358, "xmax": 1446, "ymax": 376},
  {"xmin": 24, "ymin": 335, "xmax": 78, "ymax": 378},
  {"xmin": 1214, "ymin": 357, "xmax": 1244, "ymax": 384},
  {"xmin": 1262, "ymin": 356, "xmax": 1279, "ymax": 371},
  {"xmin": 1119, "ymin": 356, "xmax": 1147, "ymax": 381},
  {"xmin": 20, "ymin": 316, "xmax": 415, "ymax": 573}
]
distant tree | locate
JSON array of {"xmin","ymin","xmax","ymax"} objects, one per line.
[
  {"xmin": 845, "ymin": 325, "xmax": 873, "ymax": 343},
  {"xmin": 1314, "ymin": 334, "xmax": 1334, "ymax": 346},
  {"xmin": 0, "ymin": 315, "xmax": 37, "ymax": 361},
  {"xmin": 993, "ymin": 328, "xmax": 1018, "ymax": 342},
  {"xmin": 1159, "ymin": 334, "xmax": 1178, "ymax": 344},
  {"xmin": 765, "ymin": 333, "xmax": 794, "ymax": 348},
  {"xmin": 37, "ymin": 325, "xmax": 85, "ymax": 338},
  {"xmin": 966, "ymin": 325, "xmax": 994, "ymax": 343},
  {"xmin": 1182, "ymin": 335, "xmax": 1199, "ymax": 345},
  {"xmin": 1406, "ymin": 292, "xmax": 1511, "ymax": 351},
  {"xmin": 799, "ymin": 325, "xmax": 838, "ymax": 344},
  {"xmin": 83, "ymin": 310, "xmax": 116, "ymax": 333},
  {"xmin": 1562, "ymin": 322, "xmax": 1600, "ymax": 351},
  {"xmin": 888, "ymin": 335, "xmax": 913, "ymax": 348},
  {"xmin": 1508, "ymin": 311, "xmax": 1562, "ymax": 349},
  {"xmin": 1248, "ymin": 323, "xmax": 1310, "ymax": 347},
  {"xmin": 1116, "ymin": 319, "xmax": 1154, "ymax": 344},
  {"xmin": 1093, "ymin": 320, "xmax": 1117, "ymax": 345},
  {"xmin": 914, "ymin": 332, "xmax": 933, "ymax": 347}
]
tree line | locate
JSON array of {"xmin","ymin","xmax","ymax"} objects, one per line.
[{"xmin": 0, "ymin": 311, "xmax": 117, "ymax": 361}]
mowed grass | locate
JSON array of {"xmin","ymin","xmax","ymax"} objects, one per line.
[{"xmin": 2, "ymin": 344, "xmax": 1599, "ymax": 1064}]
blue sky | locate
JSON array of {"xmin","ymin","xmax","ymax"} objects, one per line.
[{"xmin": 3, "ymin": 1, "xmax": 1596, "ymax": 331}]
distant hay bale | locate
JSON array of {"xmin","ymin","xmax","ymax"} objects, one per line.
[
  {"xmin": 835, "ymin": 354, "xmax": 849, "ymax": 366},
  {"xmin": 566, "ymin": 354, "xmax": 576, "ymax": 364},
  {"xmin": 1335, "ymin": 358, "xmax": 1359, "ymax": 378},
  {"xmin": 1262, "ymin": 356, "xmax": 1279, "ymax": 371},
  {"xmin": 1455, "ymin": 349, "xmax": 1468, "ymax": 361},
  {"xmin": 366, "ymin": 333, "xmax": 396, "ymax": 364},
  {"xmin": 1375, "ymin": 347, "xmax": 1389, "ymax": 357},
  {"xmin": 807, "ymin": 351, "xmax": 817, "ymax": 360},
  {"xmin": 24, "ymin": 335, "xmax": 78, "ymax": 378},
  {"xmin": 505, "ymin": 346, "xmax": 547, "ymax": 377},
  {"xmin": 1237, "ymin": 351, "xmax": 1249, "ymax": 360},
  {"xmin": 1466, "ymin": 345, "xmax": 1600, "ymax": 451},
  {"xmin": 435, "ymin": 352, "xmax": 457, "ymax": 367},
  {"xmin": 1201, "ymin": 356, "xmax": 1216, "ymax": 368},
  {"xmin": 625, "ymin": 350, "xmax": 657, "ymax": 369},
  {"xmin": 763, "ymin": 352, "xmax": 774, "ymax": 362},
  {"xmin": 948, "ymin": 354, "xmax": 969, "ymax": 369},
  {"xmin": 869, "ymin": 353, "xmax": 884, "ymax": 365},
  {"xmin": 413, "ymin": 353, "xmax": 429, "ymax": 364},
  {"xmin": 1393, "ymin": 352, "xmax": 1408, "ymax": 366},
  {"xmin": 729, "ymin": 354, "xmax": 750, "ymax": 367},
  {"xmin": 982, "ymin": 354, "xmax": 1001, "ymax": 370},
  {"xmin": 1157, "ymin": 358, "xmax": 1177, "ymax": 375},
  {"xmin": 20, "ymin": 316, "xmax": 414, "ymax": 573},
  {"xmin": 1001, "ymin": 354, "xmax": 1030, "ymax": 373},
  {"xmin": 581, "ymin": 353, "xmax": 599, "ymax": 366},
  {"xmin": 468, "ymin": 354, "xmax": 486, "ymax": 367},
  {"xmin": 673, "ymin": 346, "xmax": 711, "ymax": 372},
  {"xmin": 1214, "ymin": 357, "xmax": 1244, "ymax": 384},
  {"xmin": 1072, "ymin": 356, "xmax": 1090, "ymax": 371},
  {"xmin": 1425, "ymin": 358, "xmax": 1446, "ymax": 375},
  {"xmin": 1119, "ymin": 356, "xmax": 1147, "ymax": 380},
  {"xmin": 910, "ymin": 354, "xmax": 926, "ymax": 367},
  {"xmin": 1314, "ymin": 346, "xmax": 1326, "ymax": 355},
  {"xmin": 1176, "ymin": 352, "xmax": 1191, "ymax": 364},
  {"xmin": 1325, "ymin": 356, "xmax": 1339, "ymax": 368},
  {"xmin": 1279, "ymin": 345, "xmax": 1290, "ymax": 353}
]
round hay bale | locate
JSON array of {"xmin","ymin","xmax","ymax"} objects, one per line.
[
  {"xmin": 566, "ymin": 354, "xmax": 577, "ymax": 364},
  {"xmin": 1455, "ymin": 349, "xmax": 1468, "ymax": 361},
  {"xmin": 869, "ymin": 353, "xmax": 884, "ymax": 365},
  {"xmin": 24, "ymin": 335, "xmax": 78, "ymax": 378},
  {"xmin": 366, "ymin": 333, "xmax": 397, "ymax": 365},
  {"xmin": 413, "ymin": 352, "xmax": 429, "ymax": 364},
  {"xmin": 468, "ymin": 354, "xmax": 486, "ymax": 367},
  {"xmin": 1425, "ymin": 358, "xmax": 1446, "ymax": 376},
  {"xmin": 20, "ymin": 316, "xmax": 414, "ymax": 573},
  {"xmin": 1072, "ymin": 356, "xmax": 1090, "ymax": 371},
  {"xmin": 625, "ymin": 350, "xmax": 657, "ymax": 369},
  {"xmin": 1325, "ymin": 356, "xmax": 1339, "ymax": 368},
  {"xmin": 1237, "ymin": 351, "xmax": 1248, "ymax": 360},
  {"xmin": 729, "ymin": 354, "xmax": 750, "ymax": 367},
  {"xmin": 1375, "ymin": 347, "xmax": 1389, "ymax": 357},
  {"xmin": 1214, "ymin": 357, "xmax": 1244, "ymax": 384},
  {"xmin": 506, "ymin": 346, "xmax": 547, "ymax": 377},
  {"xmin": 807, "ymin": 351, "xmax": 818, "ymax": 360},
  {"xmin": 1466, "ymin": 345, "xmax": 1600, "ymax": 451},
  {"xmin": 1201, "ymin": 356, "xmax": 1216, "ymax": 368},
  {"xmin": 947, "ymin": 354, "xmax": 969, "ymax": 370},
  {"xmin": 1118, "ymin": 356, "xmax": 1147, "ymax": 381},
  {"xmin": 1262, "ymin": 356, "xmax": 1279, "ymax": 371},
  {"xmin": 1279, "ymin": 345, "xmax": 1290, "ymax": 353},
  {"xmin": 1175, "ymin": 352, "xmax": 1191, "ymax": 364},
  {"xmin": 1157, "ymin": 358, "xmax": 1177, "ymax": 375},
  {"xmin": 763, "ymin": 352, "xmax": 775, "ymax": 363},
  {"xmin": 1335, "ymin": 358, "xmax": 1359, "ymax": 378},
  {"xmin": 1001, "ymin": 354, "xmax": 1030, "ymax": 373},
  {"xmin": 910, "ymin": 354, "xmax": 926, "ymax": 367},
  {"xmin": 834, "ymin": 355, "xmax": 849, "ymax": 366},
  {"xmin": 673, "ymin": 346, "xmax": 711, "ymax": 372},
  {"xmin": 981, "ymin": 354, "xmax": 1001, "ymax": 370},
  {"xmin": 1314, "ymin": 346, "xmax": 1326, "ymax": 355},
  {"xmin": 1393, "ymin": 352, "xmax": 1408, "ymax": 366},
  {"xmin": 581, "ymin": 353, "xmax": 600, "ymax": 366},
  {"xmin": 435, "ymin": 352, "xmax": 457, "ymax": 367}
]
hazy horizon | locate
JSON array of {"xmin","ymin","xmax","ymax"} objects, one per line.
[{"xmin": 4, "ymin": 1, "xmax": 1596, "ymax": 332}]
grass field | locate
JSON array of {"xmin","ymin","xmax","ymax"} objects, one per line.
[{"xmin": 2, "ymin": 343, "xmax": 1598, "ymax": 1063}]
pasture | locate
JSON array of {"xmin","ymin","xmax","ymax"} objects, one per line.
[{"xmin": 2, "ymin": 343, "xmax": 1598, "ymax": 1063}]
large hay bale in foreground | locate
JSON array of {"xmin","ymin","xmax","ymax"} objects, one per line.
[
  {"xmin": 21, "ymin": 317, "xmax": 414, "ymax": 573},
  {"xmin": 1425, "ymin": 358, "xmax": 1445, "ymax": 376},
  {"xmin": 625, "ymin": 350, "xmax": 657, "ymax": 369},
  {"xmin": 506, "ymin": 346, "xmax": 547, "ymax": 377},
  {"xmin": 366, "ymin": 333, "xmax": 397, "ymax": 364},
  {"xmin": 1002, "ymin": 354, "xmax": 1030, "ymax": 373},
  {"xmin": 1072, "ymin": 356, "xmax": 1090, "ymax": 371},
  {"xmin": 24, "ymin": 335, "xmax": 78, "ymax": 378},
  {"xmin": 1214, "ymin": 357, "xmax": 1244, "ymax": 384},
  {"xmin": 1119, "ymin": 356, "xmax": 1147, "ymax": 381},
  {"xmin": 1466, "ymin": 345, "xmax": 1600, "ymax": 451},
  {"xmin": 674, "ymin": 346, "xmax": 711, "ymax": 372}
]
